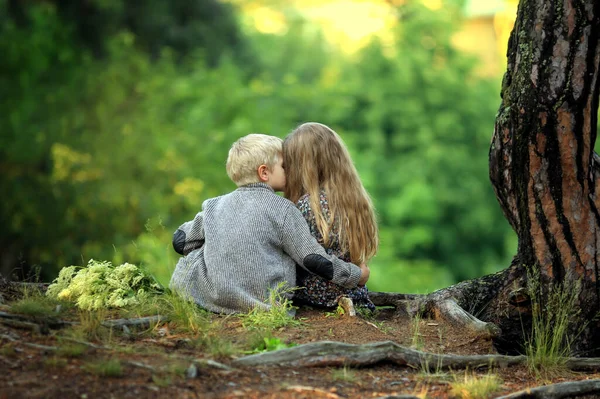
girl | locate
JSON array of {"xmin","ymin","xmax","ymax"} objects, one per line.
[{"xmin": 283, "ymin": 122, "xmax": 379, "ymax": 312}]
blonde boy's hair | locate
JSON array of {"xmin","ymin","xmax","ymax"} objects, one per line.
[{"xmin": 226, "ymin": 134, "xmax": 283, "ymax": 186}]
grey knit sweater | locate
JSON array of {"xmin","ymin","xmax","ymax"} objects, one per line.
[{"xmin": 169, "ymin": 183, "xmax": 362, "ymax": 314}]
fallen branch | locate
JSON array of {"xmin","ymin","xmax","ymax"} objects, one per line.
[
  {"xmin": 126, "ymin": 360, "xmax": 156, "ymax": 371},
  {"xmin": 1, "ymin": 333, "xmax": 57, "ymax": 351},
  {"xmin": 193, "ymin": 358, "xmax": 233, "ymax": 371},
  {"xmin": 233, "ymin": 340, "xmax": 526, "ymax": 370},
  {"xmin": 495, "ymin": 379, "xmax": 600, "ymax": 399},
  {"xmin": 59, "ymin": 337, "xmax": 111, "ymax": 350},
  {"xmin": 0, "ymin": 310, "xmax": 76, "ymax": 330},
  {"xmin": 0, "ymin": 318, "xmax": 44, "ymax": 334}
]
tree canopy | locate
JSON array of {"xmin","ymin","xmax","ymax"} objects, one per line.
[{"xmin": 1, "ymin": 0, "xmax": 516, "ymax": 293}]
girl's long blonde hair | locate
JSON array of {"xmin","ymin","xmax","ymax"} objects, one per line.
[{"xmin": 283, "ymin": 122, "xmax": 378, "ymax": 264}]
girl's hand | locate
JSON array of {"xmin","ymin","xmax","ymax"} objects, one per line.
[{"xmin": 358, "ymin": 263, "xmax": 370, "ymax": 286}]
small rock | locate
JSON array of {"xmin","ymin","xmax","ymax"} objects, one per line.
[{"xmin": 186, "ymin": 364, "xmax": 198, "ymax": 379}]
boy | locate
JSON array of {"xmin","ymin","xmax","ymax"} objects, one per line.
[{"xmin": 169, "ymin": 134, "xmax": 369, "ymax": 314}]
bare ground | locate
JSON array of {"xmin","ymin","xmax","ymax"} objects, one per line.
[{"xmin": 1, "ymin": 305, "xmax": 599, "ymax": 399}]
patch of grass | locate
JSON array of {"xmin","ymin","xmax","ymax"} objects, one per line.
[
  {"xmin": 128, "ymin": 291, "xmax": 211, "ymax": 334},
  {"xmin": 239, "ymin": 283, "xmax": 302, "ymax": 330},
  {"xmin": 74, "ymin": 308, "xmax": 109, "ymax": 341},
  {"xmin": 417, "ymin": 356, "xmax": 450, "ymax": 383},
  {"xmin": 83, "ymin": 358, "xmax": 123, "ymax": 377},
  {"xmin": 246, "ymin": 335, "xmax": 296, "ymax": 354},
  {"xmin": 10, "ymin": 287, "xmax": 68, "ymax": 317},
  {"xmin": 324, "ymin": 305, "xmax": 345, "ymax": 318},
  {"xmin": 356, "ymin": 306, "xmax": 376, "ymax": 320},
  {"xmin": 43, "ymin": 357, "xmax": 68, "ymax": 369},
  {"xmin": 200, "ymin": 334, "xmax": 237, "ymax": 357},
  {"xmin": 330, "ymin": 366, "xmax": 356, "ymax": 382},
  {"xmin": 56, "ymin": 343, "xmax": 87, "ymax": 358},
  {"xmin": 151, "ymin": 374, "xmax": 172, "ymax": 387},
  {"xmin": 410, "ymin": 313, "xmax": 424, "ymax": 350},
  {"xmin": 164, "ymin": 361, "xmax": 188, "ymax": 376},
  {"xmin": 0, "ymin": 343, "xmax": 17, "ymax": 357},
  {"xmin": 525, "ymin": 268, "xmax": 581, "ymax": 377},
  {"xmin": 449, "ymin": 372, "xmax": 502, "ymax": 399}
]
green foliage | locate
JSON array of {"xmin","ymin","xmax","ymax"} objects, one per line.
[
  {"xmin": 325, "ymin": 304, "xmax": 346, "ymax": 318},
  {"xmin": 247, "ymin": 336, "xmax": 296, "ymax": 354},
  {"xmin": 332, "ymin": 1, "xmax": 512, "ymax": 284},
  {"xmin": 2, "ymin": 0, "xmax": 516, "ymax": 293},
  {"xmin": 239, "ymin": 283, "xmax": 302, "ymax": 330},
  {"xmin": 46, "ymin": 260, "xmax": 163, "ymax": 310}
]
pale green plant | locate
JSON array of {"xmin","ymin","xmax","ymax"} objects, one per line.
[
  {"xmin": 449, "ymin": 371, "xmax": 502, "ymax": 399},
  {"xmin": 525, "ymin": 267, "xmax": 581, "ymax": 377},
  {"xmin": 239, "ymin": 283, "xmax": 302, "ymax": 330},
  {"xmin": 46, "ymin": 259, "xmax": 163, "ymax": 311}
]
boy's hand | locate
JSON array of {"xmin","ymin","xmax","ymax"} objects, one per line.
[{"xmin": 358, "ymin": 263, "xmax": 370, "ymax": 286}]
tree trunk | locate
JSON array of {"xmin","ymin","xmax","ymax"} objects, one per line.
[{"xmin": 488, "ymin": 0, "xmax": 600, "ymax": 355}]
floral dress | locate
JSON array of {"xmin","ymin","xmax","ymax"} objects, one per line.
[{"xmin": 293, "ymin": 191, "xmax": 376, "ymax": 312}]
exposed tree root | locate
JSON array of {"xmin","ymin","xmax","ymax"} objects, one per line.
[
  {"xmin": 495, "ymin": 379, "xmax": 600, "ymax": 399},
  {"xmin": 233, "ymin": 340, "xmax": 600, "ymax": 372},
  {"xmin": 233, "ymin": 340, "xmax": 526, "ymax": 369},
  {"xmin": 431, "ymin": 298, "xmax": 501, "ymax": 339},
  {"xmin": 370, "ymin": 291, "xmax": 501, "ymax": 340}
]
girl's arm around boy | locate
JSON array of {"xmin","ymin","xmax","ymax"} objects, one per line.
[{"xmin": 281, "ymin": 206, "xmax": 369, "ymax": 288}]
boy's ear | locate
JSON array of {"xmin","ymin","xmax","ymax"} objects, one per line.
[{"xmin": 257, "ymin": 164, "xmax": 269, "ymax": 182}]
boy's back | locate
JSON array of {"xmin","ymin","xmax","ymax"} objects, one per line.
[
  {"xmin": 169, "ymin": 133, "xmax": 364, "ymax": 314},
  {"xmin": 201, "ymin": 184, "xmax": 296, "ymax": 312}
]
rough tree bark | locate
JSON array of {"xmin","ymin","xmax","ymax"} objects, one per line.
[
  {"xmin": 375, "ymin": 0, "xmax": 600, "ymax": 356},
  {"xmin": 488, "ymin": 0, "xmax": 600, "ymax": 355}
]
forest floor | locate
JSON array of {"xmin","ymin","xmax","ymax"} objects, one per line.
[{"xmin": 1, "ymin": 293, "xmax": 600, "ymax": 399}]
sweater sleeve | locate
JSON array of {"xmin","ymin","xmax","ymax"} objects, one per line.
[
  {"xmin": 281, "ymin": 206, "xmax": 361, "ymax": 289},
  {"xmin": 172, "ymin": 211, "xmax": 205, "ymax": 255}
]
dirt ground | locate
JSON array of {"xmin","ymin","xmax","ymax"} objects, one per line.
[{"xmin": 1, "ymin": 305, "xmax": 599, "ymax": 399}]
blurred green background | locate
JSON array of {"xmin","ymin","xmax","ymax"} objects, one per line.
[{"xmin": 2, "ymin": 0, "xmax": 524, "ymax": 293}]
